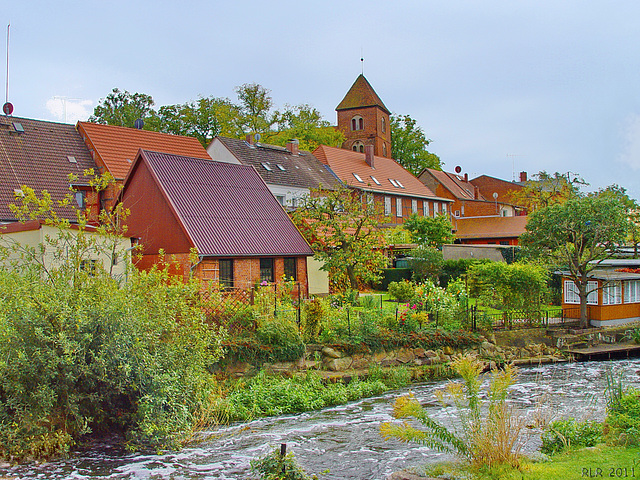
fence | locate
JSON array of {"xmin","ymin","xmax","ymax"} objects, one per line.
[{"xmin": 467, "ymin": 306, "xmax": 582, "ymax": 331}]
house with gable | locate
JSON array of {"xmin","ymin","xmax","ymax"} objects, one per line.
[
  {"xmin": 120, "ymin": 149, "xmax": 314, "ymax": 293},
  {"xmin": 471, "ymin": 172, "xmax": 527, "ymax": 215},
  {"xmin": 313, "ymin": 144, "xmax": 450, "ymax": 226},
  {"xmin": 0, "ymin": 116, "xmax": 132, "ymax": 277},
  {"xmin": 77, "ymin": 122, "xmax": 211, "ymax": 210},
  {"xmin": 207, "ymin": 135, "xmax": 342, "ymax": 207}
]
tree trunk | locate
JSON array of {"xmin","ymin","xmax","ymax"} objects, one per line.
[
  {"xmin": 578, "ymin": 280, "xmax": 589, "ymax": 329},
  {"xmin": 346, "ymin": 264, "xmax": 359, "ymax": 291}
]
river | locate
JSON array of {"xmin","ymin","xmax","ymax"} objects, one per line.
[{"xmin": 3, "ymin": 358, "xmax": 640, "ymax": 480}]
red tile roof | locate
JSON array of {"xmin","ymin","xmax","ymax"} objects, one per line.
[
  {"xmin": 128, "ymin": 150, "xmax": 313, "ymax": 257},
  {"xmin": 0, "ymin": 116, "xmax": 98, "ymax": 222},
  {"xmin": 453, "ymin": 215, "xmax": 528, "ymax": 240},
  {"xmin": 336, "ymin": 74, "xmax": 390, "ymax": 114},
  {"xmin": 77, "ymin": 122, "xmax": 210, "ymax": 180},
  {"xmin": 423, "ymin": 168, "xmax": 485, "ymax": 201},
  {"xmin": 313, "ymin": 144, "xmax": 439, "ymax": 199}
]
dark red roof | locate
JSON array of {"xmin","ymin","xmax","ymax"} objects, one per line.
[
  {"xmin": 131, "ymin": 150, "xmax": 313, "ymax": 257},
  {"xmin": 0, "ymin": 116, "xmax": 98, "ymax": 222},
  {"xmin": 336, "ymin": 75, "xmax": 390, "ymax": 114}
]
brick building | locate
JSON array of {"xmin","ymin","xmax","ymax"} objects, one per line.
[
  {"xmin": 336, "ymin": 74, "xmax": 392, "ymax": 158},
  {"xmin": 120, "ymin": 150, "xmax": 314, "ymax": 292}
]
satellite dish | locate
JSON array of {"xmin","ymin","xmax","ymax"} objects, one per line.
[
  {"xmin": 2, "ymin": 102, "xmax": 13, "ymax": 115},
  {"xmin": 134, "ymin": 118, "xmax": 144, "ymax": 130},
  {"xmin": 254, "ymin": 133, "xmax": 261, "ymax": 142},
  {"xmin": 493, "ymin": 192, "xmax": 498, "ymax": 200},
  {"xmin": 454, "ymin": 166, "xmax": 462, "ymax": 174}
]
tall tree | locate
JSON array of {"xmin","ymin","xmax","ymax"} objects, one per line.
[
  {"xmin": 291, "ymin": 187, "xmax": 388, "ymax": 292},
  {"xmin": 235, "ymin": 83, "xmax": 279, "ymax": 135},
  {"xmin": 403, "ymin": 213, "xmax": 455, "ymax": 248},
  {"xmin": 520, "ymin": 193, "xmax": 629, "ymax": 328},
  {"xmin": 89, "ymin": 88, "xmax": 155, "ymax": 127},
  {"xmin": 390, "ymin": 114, "xmax": 441, "ymax": 175},
  {"xmin": 507, "ymin": 171, "xmax": 587, "ymax": 212},
  {"xmin": 268, "ymin": 104, "xmax": 345, "ymax": 151}
]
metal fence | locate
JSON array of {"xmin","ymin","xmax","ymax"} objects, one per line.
[{"xmin": 467, "ymin": 306, "xmax": 582, "ymax": 331}]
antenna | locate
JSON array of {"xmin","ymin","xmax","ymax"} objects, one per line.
[
  {"xmin": 5, "ymin": 23, "xmax": 8, "ymax": 105},
  {"xmin": 53, "ymin": 96, "xmax": 82, "ymax": 123},
  {"xmin": 360, "ymin": 48, "xmax": 364, "ymax": 75}
]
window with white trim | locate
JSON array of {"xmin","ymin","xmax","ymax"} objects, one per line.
[
  {"xmin": 384, "ymin": 196, "xmax": 392, "ymax": 216},
  {"xmin": 423, "ymin": 201, "xmax": 430, "ymax": 217},
  {"xmin": 602, "ymin": 281, "xmax": 622, "ymax": 305},
  {"xmin": 353, "ymin": 173, "xmax": 364, "ymax": 183},
  {"xmin": 396, "ymin": 198, "xmax": 403, "ymax": 217},
  {"xmin": 624, "ymin": 279, "xmax": 640, "ymax": 303},
  {"xmin": 564, "ymin": 280, "xmax": 598, "ymax": 304},
  {"xmin": 351, "ymin": 115, "xmax": 364, "ymax": 131},
  {"xmin": 411, "ymin": 199, "xmax": 418, "ymax": 214}
]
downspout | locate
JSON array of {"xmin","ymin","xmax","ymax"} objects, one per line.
[{"xmin": 190, "ymin": 255, "xmax": 204, "ymax": 279}]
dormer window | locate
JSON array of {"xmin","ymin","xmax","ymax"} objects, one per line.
[
  {"xmin": 351, "ymin": 115, "xmax": 364, "ymax": 131},
  {"xmin": 352, "ymin": 140, "xmax": 364, "ymax": 153},
  {"xmin": 353, "ymin": 173, "xmax": 364, "ymax": 183}
]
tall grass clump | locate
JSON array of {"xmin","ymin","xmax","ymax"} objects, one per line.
[{"xmin": 380, "ymin": 355, "xmax": 525, "ymax": 468}]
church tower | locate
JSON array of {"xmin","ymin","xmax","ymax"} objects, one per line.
[{"xmin": 336, "ymin": 74, "xmax": 391, "ymax": 158}]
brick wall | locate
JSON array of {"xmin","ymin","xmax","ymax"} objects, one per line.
[{"xmin": 337, "ymin": 106, "xmax": 391, "ymax": 157}]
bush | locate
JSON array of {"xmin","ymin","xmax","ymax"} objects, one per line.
[
  {"xmin": 379, "ymin": 268, "xmax": 412, "ymax": 290},
  {"xmin": 408, "ymin": 245, "xmax": 444, "ymax": 283},
  {"xmin": 541, "ymin": 419, "xmax": 603, "ymax": 454},
  {"xmin": 388, "ymin": 280, "xmax": 415, "ymax": 303},
  {"xmin": 604, "ymin": 390, "xmax": 640, "ymax": 446},
  {"xmin": 251, "ymin": 446, "xmax": 315, "ymax": 480},
  {"xmin": 302, "ymin": 297, "xmax": 326, "ymax": 342}
]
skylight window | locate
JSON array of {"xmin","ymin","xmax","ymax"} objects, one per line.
[
  {"xmin": 396, "ymin": 180, "xmax": 405, "ymax": 188},
  {"xmin": 261, "ymin": 162, "xmax": 272, "ymax": 171},
  {"xmin": 389, "ymin": 178, "xmax": 399, "ymax": 188},
  {"xmin": 277, "ymin": 164, "xmax": 286, "ymax": 171},
  {"xmin": 12, "ymin": 123, "xmax": 24, "ymax": 133},
  {"xmin": 370, "ymin": 176, "xmax": 381, "ymax": 185},
  {"xmin": 353, "ymin": 173, "xmax": 365, "ymax": 183},
  {"xmin": 67, "ymin": 156, "xmax": 77, "ymax": 164}
]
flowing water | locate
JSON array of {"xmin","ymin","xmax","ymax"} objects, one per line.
[{"xmin": 3, "ymin": 358, "xmax": 640, "ymax": 480}]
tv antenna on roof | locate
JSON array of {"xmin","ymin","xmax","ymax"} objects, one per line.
[{"xmin": 360, "ymin": 48, "xmax": 364, "ymax": 75}]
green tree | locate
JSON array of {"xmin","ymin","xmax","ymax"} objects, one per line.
[
  {"xmin": 507, "ymin": 171, "xmax": 587, "ymax": 212},
  {"xmin": 466, "ymin": 261, "xmax": 549, "ymax": 311},
  {"xmin": 291, "ymin": 187, "xmax": 389, "ymax": 291},
  {"xmin": 390, "ymin": 114, "xmax": 441, "ymax": 175},
  {"xmin": 520, "ymin": 193, "xmax": 629, "ymax": 328},
  {"xmin": 235, "ymin": 82, "xmax": 279, "ymax": 136},
  {"xmin": 89, "ymin": 88, "xmax": 156, "ymax": 127},
  {"xmin": 598, "ymin": 184, "xmax": 640, "ymax": 258},
  {"xmin": 409, "ymin": 245, "xmax": 444, "ymax": 283},
  {"xmin": 403, "ymin": 213, "xmax": 455, "ymax": 248},
  {"xmin": 268, "ymin": 104, "xmax": 345, "ymax": 151}
]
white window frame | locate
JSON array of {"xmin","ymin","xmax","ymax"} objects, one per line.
[
  {"xmin": 411, "ymin": 199, "xmax": 418, "ymax": 214},
  {"xmin": 395, "ymin": 198, "xmax": 402, "ymax": 217},
  {"xmin": 564, "ymin": 280, "xmax": 598, "ymax": 305},
  {"xmin": 602, "ymin": 281, "xmax": 622, "ymax": 305},
  {"xmin": 384, "ymin": 196, "xmax": 392, "ymax": 216},
  {"xmin": 423, "ymin": 201, "xmax": 429, "ymax": 217},
  {"xmin": 624, "ymin": 279, "xmax": 640, "ymax": 303}
]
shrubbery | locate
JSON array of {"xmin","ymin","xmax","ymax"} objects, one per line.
[{"xmin": 541, "ymin": 419, "xmax": 602, "ymax": 454}]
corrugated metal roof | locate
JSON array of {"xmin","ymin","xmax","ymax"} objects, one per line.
[
  {"xmin": 78, "ymin": 122, "xmax": 210, "ymax": 180},
  {"xmin": 0, "ymin": 116, "xmax": 98, "ymax": 222},
  {"xmin": 136, "ymin": 150, "xmax": 313, "ymax": 257},
  {"xmin": 313, "ymin": 144, "xmax": 441, "ymax": 200},
  {"xmin": 214, "ymin": 136, "xmax": 342, "ymax": 190}
]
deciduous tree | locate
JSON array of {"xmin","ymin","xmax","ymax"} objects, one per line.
[
  {"xmin": 507, "ymin": 171, "xmax": 586, "ymax": 212},
  {"xmin": 89, "ymin": 88, "xmax": 155, "ymax": 128},
  {"xmin": 291, "ymin": 187, "xmax": 389, "ymax": 292},
  {"xmin": 520, "ymin": 193, "xmax": 629, "ymax": 328},
  {"xmin": 390, "ymin": 114, "xmax": 441, "ymax": 175},
  {"xmin": 403, "ymin": 213, "xmax": 455, "ymax": 248}
]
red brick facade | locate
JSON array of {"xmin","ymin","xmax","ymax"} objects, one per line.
[{"xmin": 337, "ymin": 107, "xmax": 391, "ymax": 158}]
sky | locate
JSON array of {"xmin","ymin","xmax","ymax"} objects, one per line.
[{"xmin": 3, "ymin": 1, "xmax": 640, "ymax": 199}]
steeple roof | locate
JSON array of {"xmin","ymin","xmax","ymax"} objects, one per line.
[{"xmin": 336, "ymin": 74, "xmax": 390, "ymax": 114}]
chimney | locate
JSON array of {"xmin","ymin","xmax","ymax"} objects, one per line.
[
  {"xmin": 286, "ymin": 139, "xmax": 299, "ymax": 155},
  {"xmin": 364, "ymin": 144, "xmax": 374, "ymax": 168},
  {"xmin": 519, "ymin": 171, "xmax": 528, "ymax": 182},
  {"xmin": 245, "ymin": 134, "xmax": 254, "ymax": 145},
  {"xmin": 474, "ymin": 185, "xmax": 480, "ymax": 200},
  {"xmin": 463, "ymin": 173, "xmax": 468, "ymax": 182}
]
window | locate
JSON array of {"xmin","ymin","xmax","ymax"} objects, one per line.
[
  {"xmin": 370, "ymin": 175, "xmax": 381, "ymax": 185},
  {"xmin": 564, "ymin": 280, "xmax": 598, "ymax": 304},
  {"xmin": 352, "ymin": 173, "xmax": 364, "ymax": 183},
  {"xmin": 261, "ymin": 162, "xmax": 272, "ymax": 171},
  {"xmin": 275, "ymin": 195, "xmax": 285, "ymax": 205},
  {"xmin": 389, "ymin": 178, "xmax": 399, "ymax": 188},
  {"xmin": 423, "ymin": 201, "xmax": 430, "ymax": 217},
  {"xmin": 396, "ymin": 198, "xmax": 403, "ymax": 217},
  {"xmin": 366, "ymin": 193, "xmax": 374, "ymax": 205},
  {"xmin": 352, "ymin": 140, "xmax": 364, "ymax": 152},
  {"xmin": 384, "ymin": 196, "xmax": 392, "ymax": 216},
  {"xmin": 411, "ymin": 199, "xmax": 418, "ymax": 214},
  {"xmin": 381, "ymin": 117, "xmax": 386, "ymax": 133},
  {"xmin": 80, "ymin": 259, "xmax": 98, "ymax": 276},
  {"xmin": 219, "ymin": 259, "xmax": 234, "ymax": 289},
  {"xmin": 75, "ymin": 190, "xmax": 86, "ymax": 208},
  {"xmin": 277, "ymin": 164, "xmax": 286, "ymax": 171},
  {"xmin": 260, "ymin": 258, "xmax": 274, "ymax": 283},
  {"xmin": 625, "ymin": 280, "xmax": 640, "ymax": 303},
  {"xmin": 284, "ymin": 257, "xmax": 297, "ymax": 281},
  {"xmin": 383, "ymin": 143, "xmax": 387, "ymax": 157},
  {"xmin": 603, "ymin": 281, "xmax": 622, "ymax": 305},
  {"xmin": 396, "ymin": 179, "xmax": 405, "ymax": 189},
  {"xmin": 351, "ymin": 115, "xmax": 364, "ymax": 131}
]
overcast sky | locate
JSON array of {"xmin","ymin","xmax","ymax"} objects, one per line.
[{"xmin": 4, "ymin": 1, "xmax": 640, "ymax": 199}]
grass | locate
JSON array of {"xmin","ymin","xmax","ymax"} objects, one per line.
[{"xmin": 418, "ymin": 445, "xmax": 640, "ymax": 480}]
